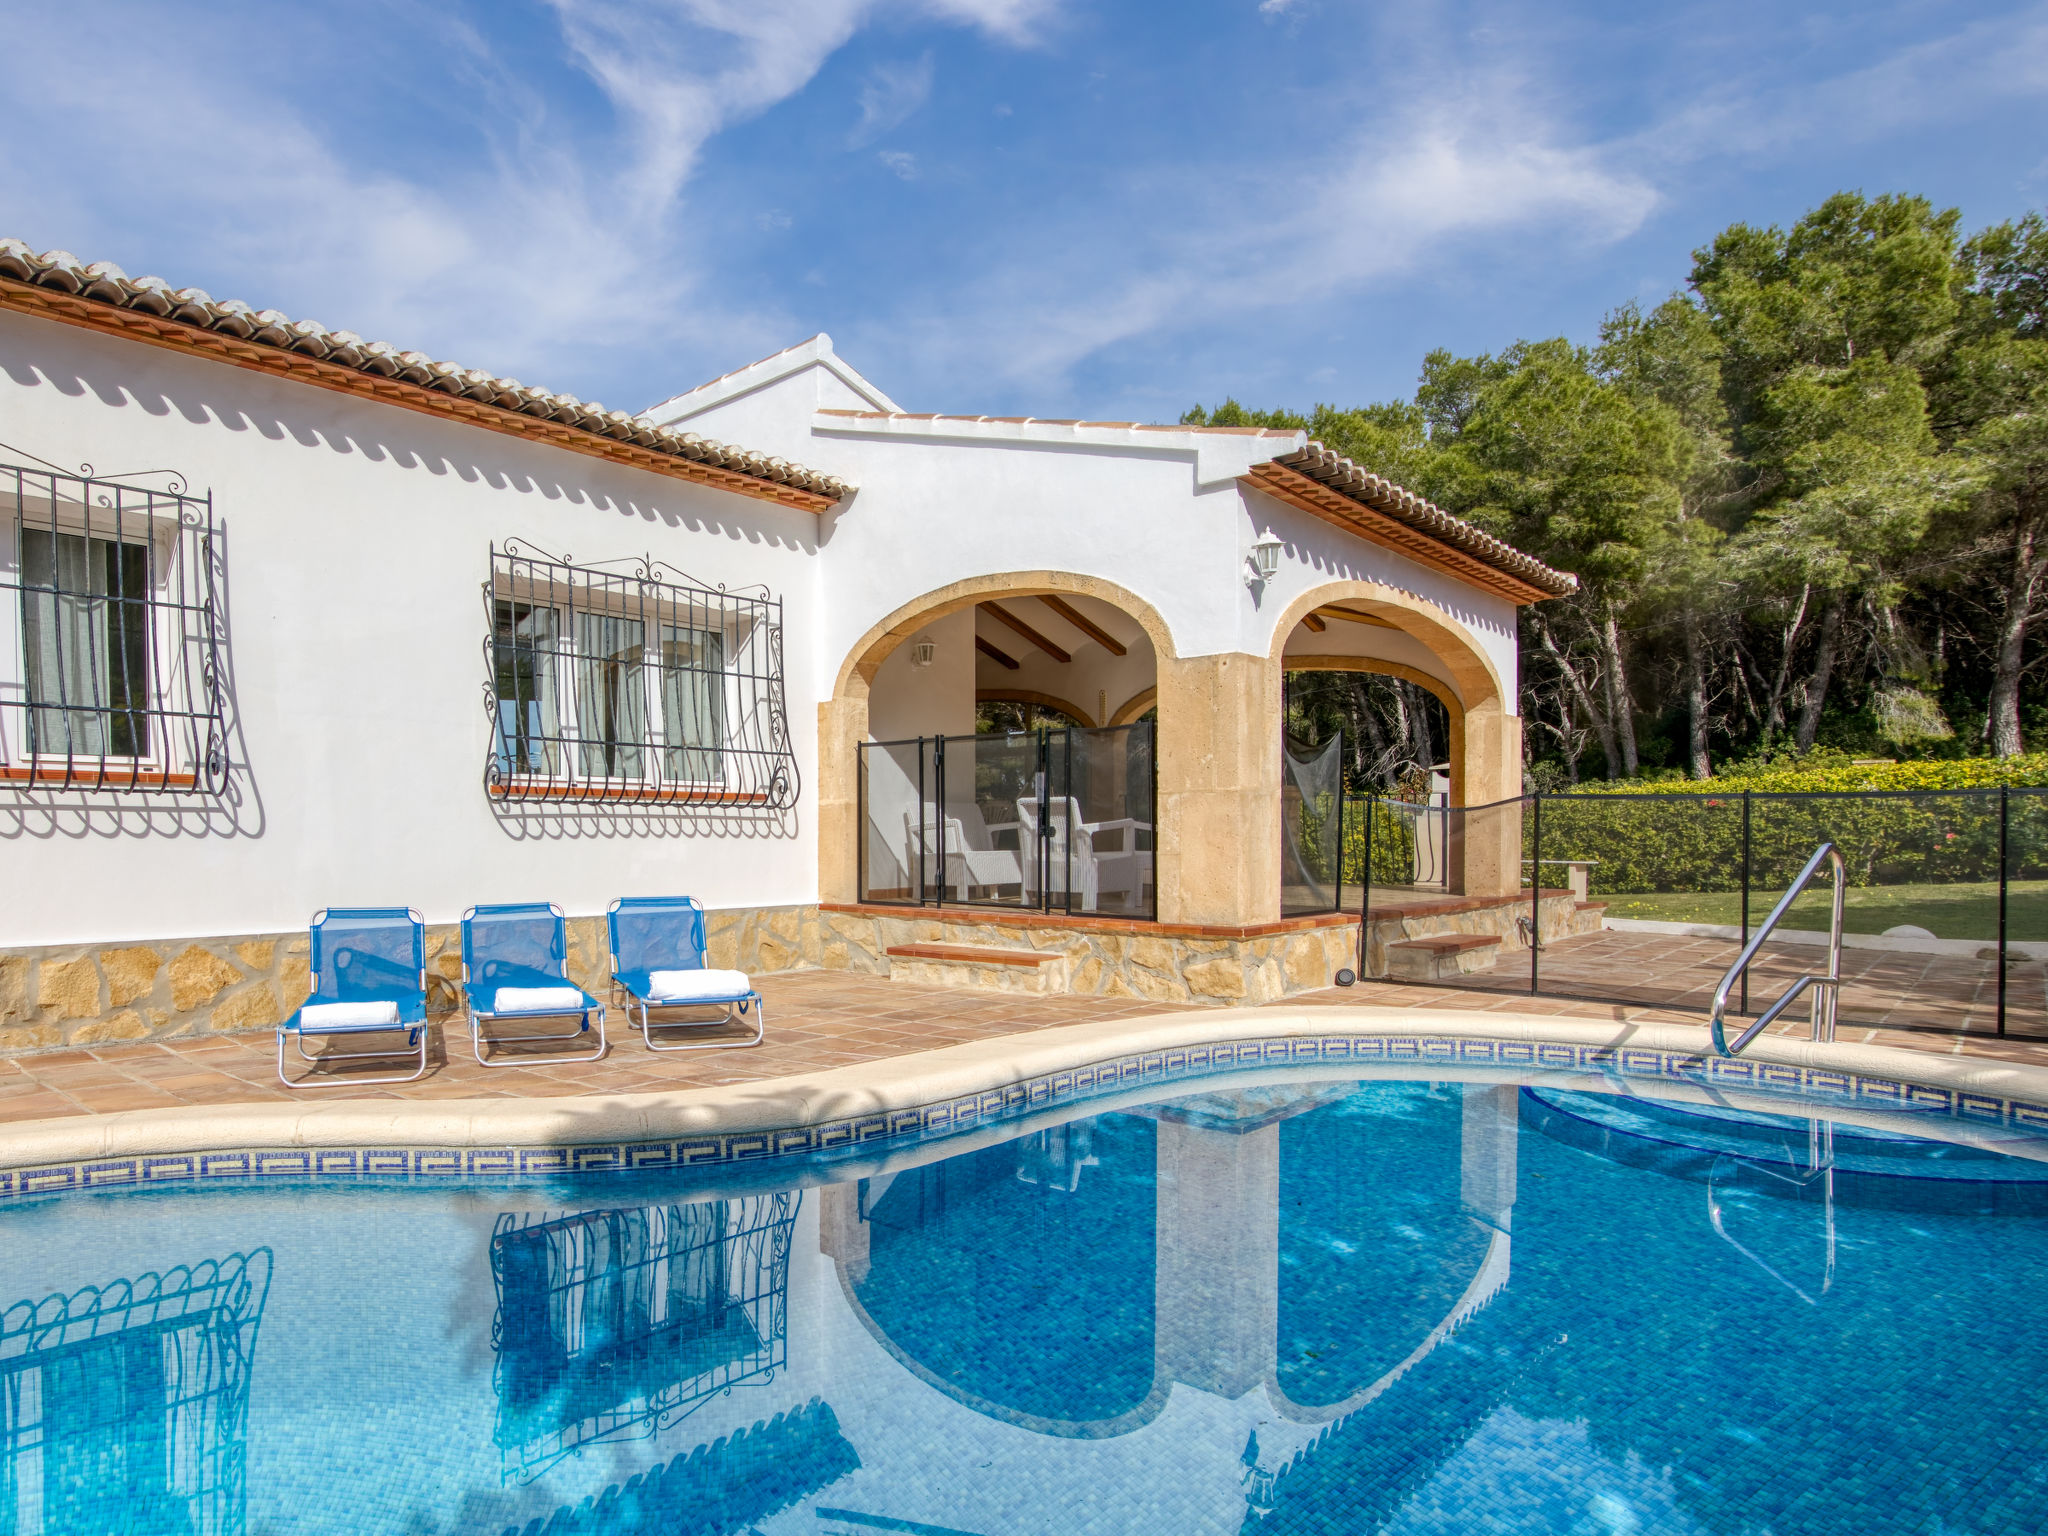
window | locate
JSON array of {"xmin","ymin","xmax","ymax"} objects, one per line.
[
  {"xmin": 485, "ymin": 542, "xmax": 795, "ymax": 807},
  {"xmin": 1, "ymin": 461, "xmax": 224, "ymax": 793}
]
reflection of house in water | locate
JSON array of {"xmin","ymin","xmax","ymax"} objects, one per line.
[
  {"xmin": 490, "ymin": 1194, "xmax": 798, "ymax": 1483},
  {"xmin": 819, "ymin": 1082, "xmax": 1518, "ymax": 1527},
  {"xmin": 0, "ymin": 1250, "xmax": 272, "ymax": 1536}
]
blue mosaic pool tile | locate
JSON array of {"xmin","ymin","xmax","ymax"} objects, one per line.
[{"xmin": 7, "ymin": 1030, "xmax": 2048, "ymax": 1199}]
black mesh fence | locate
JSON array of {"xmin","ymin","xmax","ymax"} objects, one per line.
[{"xmin": 1352, "ymin": 785, "xmax": 2048, "ymax": 1041}]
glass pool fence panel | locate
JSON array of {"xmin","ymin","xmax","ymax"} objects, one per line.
[
  {"xmin": 856, "ymin": 723, "xmax": 1156, "ymax": 918},
  {"xmin": 1064, "ymin": 722, "xmax": 1157, "ymax": 918},
  {"xmin": 1346, "ymin": 795, "xmax": 1453, "ymax": 898},
  {"xmin": 2004, "ymin": 788, "xmax": 2048, "ymax": 1041},
  {"xmin": 1355, "ymin": 784, "xmax": 2047, "ymax": 1040},
  {"xmin": 946, "ymin": 730, "xmax": 1038, "ymax": 910},
  {"xmin": 859, "ymin": 738, "xmax": 935, "ymax": 903},
  {"xmin": 1281, "ymin": 734, "xmax": 1345, "ymax": 917},
  {"xmin": 1526, "ymin": 791, "xmax": 1748, "ymax": 1012}
]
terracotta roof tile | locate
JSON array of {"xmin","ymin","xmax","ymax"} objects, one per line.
[
  {"xmin": 814, "ymin": 408, "xmax": 1301, "ymax": 437},
  {"xmin": 0, "ymin": 241, "xmax": 850, "ymax": 503},
  {"xmin": 1264, "ymin": 442, "xmax": 1577, "ymax": 598}
]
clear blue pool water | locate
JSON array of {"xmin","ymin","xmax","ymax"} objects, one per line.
[{"xmin": 5, "ymin": 1076, "xmax": 2048, "ymax": 1535}]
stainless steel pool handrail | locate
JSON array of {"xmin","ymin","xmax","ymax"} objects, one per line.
[{"xmin": 1710, "ymin": 841, "xmax": 1845, "ymax": 1057}]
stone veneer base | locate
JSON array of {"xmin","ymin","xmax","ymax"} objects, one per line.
[
  {"xmin": 0, "ymin": 903, "xmax": 822, "ymax": 1057},
  {"xmin": 3, "ymin": 1009, "xmax": 2047, "ymax": 1200},
  {"xmin": 819, "ymin": 903, "xmax": 1360, "ymax": 1004}
]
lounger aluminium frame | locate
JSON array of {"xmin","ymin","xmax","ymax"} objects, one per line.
[
  {"xmin": 607, "ymin": 896, "xmax": 765, "ymax": 1052},
  {"xmin": 462, "ymin": 902, "xmax": 607, "ymax": 1067},
  {"xmin": 278, "ymin": 907, "xmax": 432, "ymax": 1088}
]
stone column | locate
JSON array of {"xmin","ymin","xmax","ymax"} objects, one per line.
[
  {"xmin": 817, "ymin": 692, "xmax": 869, "ymax": 906},
  {"xmin": 817, "ymin": 1181, "xmax": 871, "ymax": 1283},
  {"xmin": 1460, "ymin": 1083, "xmax": 1519, "ymax": 1228},
  {"xmin": 1155, "ymin": 651, "xmax": 1282, "ymax": 927},
  {"xmin": 1153, "ymin": 1118, "xmax": 1278, "ymax": 1399},
  {"xmin": 1448, "ymin": 700, "xmax": 1523, "ymax": 898}
]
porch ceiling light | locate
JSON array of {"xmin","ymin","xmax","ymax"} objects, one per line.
[
  {"xmin": 1247, "ymin": 529, "xmax": 1283, "ymax": 585},
  {"xmin": 909, "ymin": 633, "xmax": 937, "ymax": 669}
]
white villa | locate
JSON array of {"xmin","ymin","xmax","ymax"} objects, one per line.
[{"xmin": 0, "ymin": 240, "xmax": 1576, "ymax": 1052}]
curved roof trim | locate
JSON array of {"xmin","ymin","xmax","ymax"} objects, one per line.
[
  {"xmin": 0, "ymin": 240, "xmax": 850, "ymax": 511},
  {"xmin": 1249, "ymin": 442, "xmax": 1578, "ymax": 604}
]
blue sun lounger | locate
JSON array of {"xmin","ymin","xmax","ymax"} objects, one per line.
[
  {"xmin": 278, "ymin": 907, "xmax": 431, "ymax": 1088},
  {"xmin": 461, "ymin": 902, "xmax": 607, "ymax": 1067},
  {"xmin": 607, "ymin": 896, "xmax": 764, "ymax": 1052}
]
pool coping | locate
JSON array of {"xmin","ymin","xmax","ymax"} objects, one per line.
[{"xmin": 6, "ymin": 1006, "xmax": 2048, "ymax": 1198}]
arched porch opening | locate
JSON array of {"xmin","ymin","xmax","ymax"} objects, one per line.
[
  {"xmin": 1269, "ymin": 584, "xmax": 1522, "ymax": 899},
  {"xmin": 821, "ymin": 573, "xmax": 1171, "ymax": 917}
]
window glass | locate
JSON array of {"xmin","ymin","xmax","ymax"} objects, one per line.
[
  {"xmin": 657, "ymin": 625, "xmax": 724, "ymax": 784},
  {"xmin": 20, "ymin": 529, "xmax": 152, "ymax": 759},
  {"xmin": 574, "ymin": 613, "xmax": 646, "ymax": 780},
  {"xmin": 492, "ymin": 600, "xmax": 561, "ymax": 775}
]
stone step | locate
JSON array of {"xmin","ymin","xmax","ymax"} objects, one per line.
[
  {"xmin": 884, "ymin": 942, "xmax": 1068, "ymax": 996},
  {"xmin": 1386, "ymin": 933, "xmax": 1502, "ymax": 982}
]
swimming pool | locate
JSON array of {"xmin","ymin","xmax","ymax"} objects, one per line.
[{"xmin": 5, "ymin": 1070, "xmax": 2047, "ymax": 1535}]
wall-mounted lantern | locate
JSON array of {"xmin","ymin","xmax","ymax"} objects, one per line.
[
  {"xmin": 1246, "ymin": 529, "xmax": 1284, "ymax": 586},
  {"xmin": 909, "ymin": 633, "xmax": 937, "ymax": 669}
]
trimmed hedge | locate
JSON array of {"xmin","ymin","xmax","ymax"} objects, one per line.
[
  {"xmin": 1555, "ymin": 755, "xmax": 2048, "ymax": 796},
  {"xmin": 1344, "ymin": 777, "xmax": 2048, "ymax": 897}
]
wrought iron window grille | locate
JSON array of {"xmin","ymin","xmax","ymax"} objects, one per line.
[
  {"xmin": 488, "ymin": 1193, "xmax": 797, "ymax": 1484},
  {"xmin": 1, "ymin": 1250, "xmax": 272, "ymax": 1536},
  {"xmin": 0, "ymin": 450, "xmax": 227, "ymax": 795},
  {"xmin": 482, "ymin": 540, "xmax": 798, "ymax": 809}
]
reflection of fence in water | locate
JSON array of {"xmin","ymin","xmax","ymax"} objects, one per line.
[
  {"xmin": 0, "ymin": 1250, "xmax": 272, "ymax": 1536},
  {"xmin": 490, "ymin": 1194, "xmax": 798, "ymax": 1483}
]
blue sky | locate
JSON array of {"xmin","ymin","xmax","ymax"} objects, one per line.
[{"xmin": 3, "ymin": 0, "xmax": 2044, "ymax": 424}]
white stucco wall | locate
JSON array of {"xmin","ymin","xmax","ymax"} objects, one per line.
[
  {"xmin": 0, "ymin": 320, "xmax": 1528, "ymax": 953},
  {"xmin": 648, "ymin": 350, "xmax": 1521, "ymax": 713},
  {"xmin": 0, "ymin": 311, "xmax": 823, "ymax": 947}
]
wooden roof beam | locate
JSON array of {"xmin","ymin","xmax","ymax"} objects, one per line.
[
  {"xmin": 1300, "ymin": 612, "xmax": 1327, "ymax": 633},
  {"xmin": 1036, "ymin": 594, "xmax": 1127, "ymax": 656},
  {"xmin": 975, "ymin": 634, "xmax": 1020, "ymax": 670},
  {"xmin": 981, "ymin": 602, "xmax": 1071, "ymax": 663}
]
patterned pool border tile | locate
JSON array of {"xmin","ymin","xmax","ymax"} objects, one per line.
[{"xmin": 6, "ymin": 1031, "xmax": 2048, "ymax": 1200}]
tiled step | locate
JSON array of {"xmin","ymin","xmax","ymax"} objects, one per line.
[
  {"xmin": 884, "ymin": 942, "xmax": 1068, "ymax": 996},
  {"xmin": 1386, "ymin": 933, "xmax": 1502, "ymax": 982}
]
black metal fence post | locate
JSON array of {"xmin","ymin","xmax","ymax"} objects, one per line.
[
  {"xmin": 931, "ymin": 734, "xmax": 944, "ymax": 908},
  {"xmin": 1740, "ymin": 789, "xmax": 1752, "ymax": 1015},
  {"xmin": 1359, "ymin": 794, "xmax": 1375, "ymax": 979},
  {"xmin": 2000, "ymin": 784, "xmax": 2010, "ymax": 1038},
  {"xmin": 1530, "ymin": 792, "xmax": 1542, "ymax": 995}
]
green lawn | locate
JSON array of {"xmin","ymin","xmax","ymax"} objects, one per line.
[{"xmin": 1597, "ymin": 880, "xmax": 2048, "ymax": 942}]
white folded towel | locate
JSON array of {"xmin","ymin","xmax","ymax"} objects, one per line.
[
  {"xmin": 492, "ymin": 985, "xmax": 587, "ymax": 1015},
  {"xmin": 299, "ymin": 1000, "xmax": 401, "ymax": 1030},
  {"xmin": 647, "ymin": 968, "xmax": 753, "ymax": 1003}
]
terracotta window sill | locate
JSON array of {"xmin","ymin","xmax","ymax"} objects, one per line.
[
  {"xmin": 489, "ymin": 778, "xmax": 768, "ymax": 805},
  {"xmin": 2, "ymin": 765, "xmax": 198, "ymax": 789}
]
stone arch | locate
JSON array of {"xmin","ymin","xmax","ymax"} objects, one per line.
[
  {"xmin": 1269, "ymin": 582, "xmax": 1521, "ymax": 896},
  {"xmin": 1108, "ymin": 686, "xmax": 1157, "ymax": 726},
  {"xmin": 820, "ymin": 572, "xmax": 1177, "ymax": 907},
  {"xmin": 976, "ymin": 687, "xmax": 1097, "ymax": 727},
  {"xmin": 1264, "ymin": 582, "xmax": 1505, "ymax": 718},
  {"xmin": 830, "ymin": 571, "xmax": 1179, "ymax": 701}
]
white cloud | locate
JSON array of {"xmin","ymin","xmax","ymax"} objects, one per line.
[
  {"xmin": 878, "ymin": 150, "xmax": 921, "ymax": 180},
  {"xmin": 862, "ymin": 73, "xmax": 1658, "ymax": 394},
  {"xmin": 851, "ymin": 54, "xmax": 935, "ymax": 146},
  {"xmin": 1258, "ymin": 0, "xmax": 1304, "ymax": 16},
  {"xmin": 0, "ymin": 0, "xmax": 1061, "ymax": 396}
]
